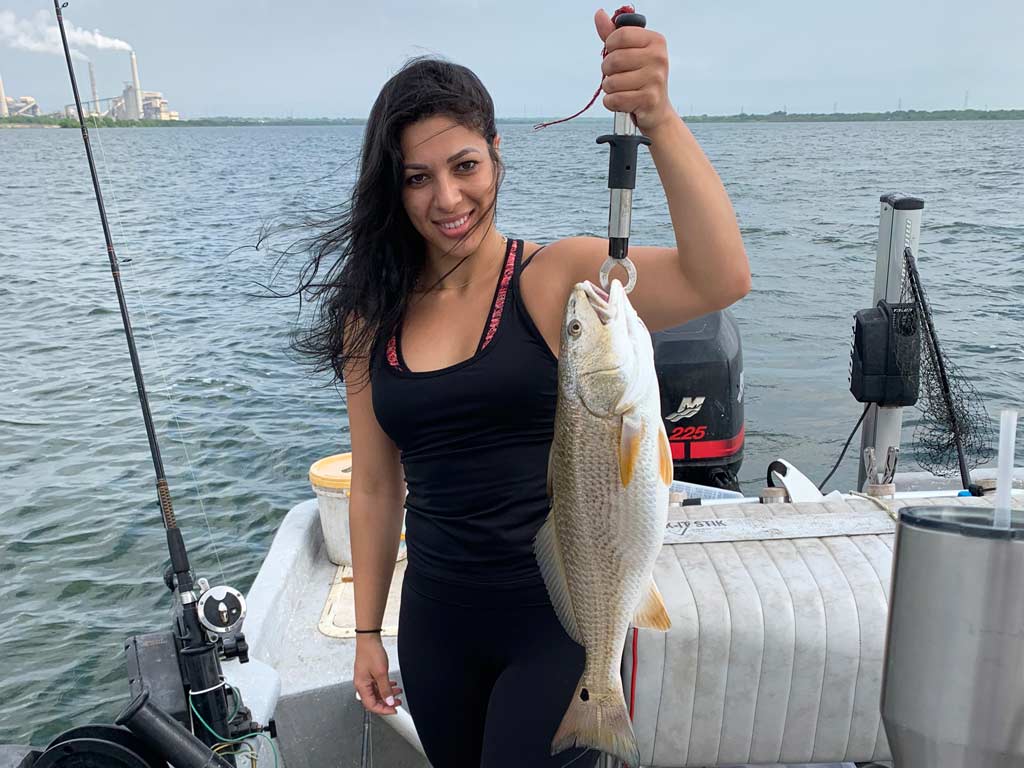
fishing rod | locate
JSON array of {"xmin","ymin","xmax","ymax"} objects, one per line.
[{"xmin": 49, "ymin": 2, "xmax": 269, "ymax": 765}]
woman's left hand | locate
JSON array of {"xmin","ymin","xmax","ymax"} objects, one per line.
[{"xmin": 594, "ymin": 8, "xmax": 674, "ymax": 135}]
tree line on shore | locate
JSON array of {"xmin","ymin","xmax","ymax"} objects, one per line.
[{"xmin": 3, "ymin": 109, "xmax": 1023, "ymax": 128}]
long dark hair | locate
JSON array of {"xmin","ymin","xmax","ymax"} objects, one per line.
[{"xmin": 291, "ymin": 57, "xmax": 503, "ymax": 388}]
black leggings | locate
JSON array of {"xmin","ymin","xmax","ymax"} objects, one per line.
[{"xmin": 397, "ymin": 571, "xmax": 601, "ymax": 768}]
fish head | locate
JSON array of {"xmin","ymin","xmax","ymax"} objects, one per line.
[{"xmin": 561, "ymin": 279, "xmax": 638, "ymax": 417}]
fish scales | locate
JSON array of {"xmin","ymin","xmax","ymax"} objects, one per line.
[{"xmin": 552, "ymin": 391, "xmax": 662, "ymax": 673}]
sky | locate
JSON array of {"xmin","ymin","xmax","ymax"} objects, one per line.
[{"xmin": 2, "ymin": 0, "xmax": 1023, "ymax": 118}]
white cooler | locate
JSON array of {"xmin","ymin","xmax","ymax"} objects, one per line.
[{"xmin": 625, "ymin": 497, "xmax": 899, "ymax": 767}]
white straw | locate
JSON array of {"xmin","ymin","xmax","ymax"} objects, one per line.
[{"xmin": 994, "ymin": 409, "xmax": 1018, "ymax": 528}]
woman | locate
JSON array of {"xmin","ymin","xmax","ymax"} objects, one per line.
[{"xmin": 296, "ymin": 9, "xmax": 749, "ymax": 767}]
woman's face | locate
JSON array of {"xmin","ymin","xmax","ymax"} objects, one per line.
[{"xmin": 399, "ymin": 115, "xmax": 501, "ymax": 261}]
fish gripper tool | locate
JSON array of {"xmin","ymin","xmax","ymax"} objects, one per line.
[{"xmin": 597, "ymin": 11, "xmax": 651, "ymax": 294}]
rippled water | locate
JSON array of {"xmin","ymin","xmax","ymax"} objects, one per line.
[{"xmin": 1, "ymin": 120, "xmax": 1022, "ymax": 745}]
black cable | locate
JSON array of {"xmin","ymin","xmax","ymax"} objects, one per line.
[{"xmin": 818, "ymin": 404, "xmax": 871, "ymax": 491}]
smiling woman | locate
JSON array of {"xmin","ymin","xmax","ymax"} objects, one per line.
[
  {"xmin": 290, "ymin": 57, "xmax": 509, "ymax": 383},
  {"xmin": 289, "ymin": 10, "xmax": 749, "ymax": 766}
]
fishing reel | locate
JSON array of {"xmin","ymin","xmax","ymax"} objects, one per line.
[
  {"xmin": 194, "ymin": 578, "xmax": 249, "ymax": 662},
  {"xmin": 150, "ymin": 568, "xmax": 261, "ymax": 734},
  {"xmin": 163, "ymin": 570, "xmax": 249, "ymax": 662}
]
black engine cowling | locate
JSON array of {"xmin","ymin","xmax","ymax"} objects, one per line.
[{"xmin": 653, "ymin": 309, "xmax": 744, "ymax": 491}]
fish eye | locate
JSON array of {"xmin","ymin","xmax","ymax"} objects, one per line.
[{"xmin": 568, "ymin": 320, "xmax": 583, "ymax": 338}]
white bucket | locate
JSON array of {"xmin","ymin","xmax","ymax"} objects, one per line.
[{"xmin": 310, "ymin": 453, "xmax": 353, "ymax": 566}]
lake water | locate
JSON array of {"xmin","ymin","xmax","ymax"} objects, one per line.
[{"xmin": 1, "ymin": 119, "xmax": 1022, "ymax": 745}]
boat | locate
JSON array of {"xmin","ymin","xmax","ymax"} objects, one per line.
[
  {"xmin": 5, "ymin": 9, "xmax": 1022, "ymax": 765},
  {"xmin": 229, "ymin": 473, "xmax": 1020, "ymax": 768}
]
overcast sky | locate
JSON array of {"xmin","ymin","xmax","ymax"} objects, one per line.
[{"xmin": 2, "ymin": 0, "xmax": 1023, "ymax": 118}]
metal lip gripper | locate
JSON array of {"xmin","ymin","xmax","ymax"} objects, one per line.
[{"xmin": 596, "ymin": 11, "xmax": 651, "ymax": 294}]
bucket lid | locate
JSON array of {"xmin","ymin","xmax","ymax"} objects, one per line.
[
  {"xmin": 309, "ymin": 453, "xmax": 353, "ymax": 490},
  {"xmin": 900, "ymin": 506, "xmax": 1024, "ymax": 540}
]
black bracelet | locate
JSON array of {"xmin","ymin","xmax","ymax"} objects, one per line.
[{"xmin": 354, "ymin": 628, "xmax": 382, "ymax": 634}]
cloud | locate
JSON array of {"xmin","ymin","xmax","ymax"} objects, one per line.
[{"xmin": 0, "ymin": 8, "xmax": 132, "ymax": 61}]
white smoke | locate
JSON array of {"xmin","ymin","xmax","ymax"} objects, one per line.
[{"xmin": 0, "ymin": 9, "xmax": 132, "ymax": 61}]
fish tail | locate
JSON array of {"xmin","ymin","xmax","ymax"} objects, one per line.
[{"xmin": 551, "ymin": 676, "xmax": 640, "ymax": 766}]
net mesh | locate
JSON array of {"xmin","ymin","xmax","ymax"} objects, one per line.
[{"xmin": 897, "ymin": 246, "xmax": 993, "ymax": 479}]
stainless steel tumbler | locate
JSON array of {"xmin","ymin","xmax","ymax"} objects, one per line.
[{"xmin": 882, "ymin": 505, "xmax": 1024, "ymax": 767}]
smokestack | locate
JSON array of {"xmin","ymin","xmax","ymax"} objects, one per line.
[
  {"xmin": 0, "ymin": 74, "xmax": 9, "ymax": 119},
  {"xmin": 89, "ymin": 62, "xmax": 100, "ymax": 117},
  {"xmin": 130, "ymin": 51, "xmax": 143, "ymax": 120}
]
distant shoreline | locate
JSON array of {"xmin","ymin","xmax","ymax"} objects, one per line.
[{"xmin": 3, "ymin": 108, "xmax": 1023, "ymax": 128}]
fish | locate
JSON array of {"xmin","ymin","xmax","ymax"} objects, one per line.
[{"xmin": 534, "ymin": 278, "xmax": 673, "ymax": 765}]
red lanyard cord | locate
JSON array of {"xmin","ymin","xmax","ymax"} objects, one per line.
[{"xmin": 533, "ymin": 5, "xmax": 637, "ymax": 131}]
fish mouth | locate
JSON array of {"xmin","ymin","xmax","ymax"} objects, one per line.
[{"xmin": 581, "ymin": 280, "xmax": 616, "ymax": 325}]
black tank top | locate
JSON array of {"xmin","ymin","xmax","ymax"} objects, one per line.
[{"xmin": 371, "ymin": 239, "xmax": 556, "ymax": 591}]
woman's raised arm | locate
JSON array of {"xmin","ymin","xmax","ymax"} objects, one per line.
[{"xmin": 529, "ymin": 11, "xmax": 750, "ymax": 334}]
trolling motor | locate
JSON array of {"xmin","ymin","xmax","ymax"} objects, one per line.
[{"xmin": 12, "ymin": 3, "xmax": 276, "ymax": 767}]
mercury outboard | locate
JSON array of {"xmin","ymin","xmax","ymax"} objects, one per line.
[{"xmin": 654, "ymin": 309, "xmax": 745, "ymax": 492}]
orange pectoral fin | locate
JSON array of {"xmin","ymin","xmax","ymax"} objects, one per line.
[
  {"xmin": 619, "ymin": 413, "xmax": 644, "ymax": 487},
  {"xmin": 658, "ymin": 424, "xmax": 673, "ymax": 486}
]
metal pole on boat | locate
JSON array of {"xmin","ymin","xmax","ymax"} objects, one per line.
[
  {"xmin": 597, "ymin": 11, "xmax": 651, "ymax": 295},
  {"xmin": 857, "ymin": 194, "xmax": 923, "ymax": 490}
]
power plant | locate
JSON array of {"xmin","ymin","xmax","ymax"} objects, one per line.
[
  {"xmin": 1, "ymin": 49, "xmax": 178, "ymax": 121},
  {"xmin": 75, "ymin": 50, "xmax": 179, "ymax": 121}
]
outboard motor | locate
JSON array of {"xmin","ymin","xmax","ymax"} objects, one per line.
[{"xmin": 653, "ymin": 309, "xmax": 744, "ymax": 492}]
